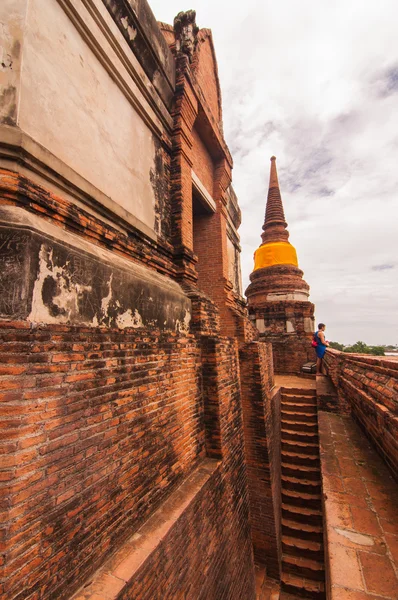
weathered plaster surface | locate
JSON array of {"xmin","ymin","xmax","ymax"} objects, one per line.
[
  {"xmin": 304, "ymin": 316, "xmax": 315, "ymax": 333},
  {"xmin": 286, "ymin": 320, "xmax": 295, "ymax": 333},
  {"xmin": 227, "ymin": 236, "xmax": 242, "ymax": 295},
  {"xmin": 0, "ymin": 0, "xmax": 27, "ymax": 125},
  {"xmin": 256, "ymin": 318, "xmax": 265, "ymax": 334},
  {"xmin": 266, "ymin": 291, "xmax": 309, "ymax": 301},
  {"xmin": 0, "ymin": 206, "xmax": 191, "ymax": 332},
  {"xmin": 18, "ymin": 0, "xmax": 166, "ymax": 233}
]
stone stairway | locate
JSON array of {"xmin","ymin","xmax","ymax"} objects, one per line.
[{"xmin": 280, "ymin": 387, "xmax": 326, "ymax": 599}]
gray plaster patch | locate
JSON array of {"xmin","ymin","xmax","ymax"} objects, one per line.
[
  {"xmin": 0, "ymin": 206, "xmax": 191, "ymax": 332},
  {"xmin": 334, "ymin": 527, "xmax": 374, "ymax": 546},
  {"xmin": 120, "ymin": 16, "xmax": 137, "ymax": 41}
]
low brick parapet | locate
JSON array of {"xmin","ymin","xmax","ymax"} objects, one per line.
[{"xmin": 323, "ymin": 349, "xmax": 398, "ymax": 474}]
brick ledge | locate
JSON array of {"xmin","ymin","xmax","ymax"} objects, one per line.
[{"xmin": 71, "ymin": 458, "xmax": 220, "ymax": 600}]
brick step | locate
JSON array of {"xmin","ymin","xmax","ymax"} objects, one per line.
[
  {"xmin": 282, "ymin": 535, "xmax": 324, "ymax": 560},
  {"xmin": 281, "ymin": 440, "xmax": 319, "ymax": 456},
  {"xmin": 281, "ymin": 403, "xmax": 317, "ymax": 414},
  {"xmin": 281, "ymin": 409, "xmax": 317, "ymax": 421},
  {"xmin": 281, "ymin": 419, "xmax": 318, "ymax": 433},
  {"xmin": 281, "ymin": 572, "xmax": 325, "ymax": 599},
  {"xmin": 281, "ymin": 395, "xmax": 317, "ymax": 405},
  {"xmin": 281, "ymin": 429, "xmax": 319, "ymax": 444},
  {"xmin": 282, "ymin": 489, "xmax": 322, "ymax": 509},
  {"xmin": 282, "ymin": 475, "xmax": 321, "ymax": 494},
  {"xmin": 282, "ymin": 518, "xmax": 323, "ymax": 542},
  {"xmin": 282, "ymin": 554, "xmax": 325, "ymax": 581},
  {"xmin": 281, "ymin": 450, "xmax": 320, "ymax": 467},
  {"xmin": 281, "ymin": 388, "xmax": 316, "ymax": 398},
  {"xmin": 282, "ymin": 503, "xmax": 323, "ymax": 526},
  {"xmin": 282, "ymin": 463, "xmax": 320, "ymax": 481}
]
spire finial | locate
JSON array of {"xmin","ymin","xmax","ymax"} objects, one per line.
[{"xmin": 261, "ymin": 156, "xmax": 289, "ymax": 243}]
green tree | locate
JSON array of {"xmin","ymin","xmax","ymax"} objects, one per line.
[
  {"xmin": 369, "ymin": 346, "xmax": 385, "ymax": 356},
  {"xmin": 344, "ymin": 341, "xmax": 369, "ymax": 353},
  {"xmin": 343, "ymin": 341, "xmax": 385, "ymax": 356},
  {"xmin": 329, "ymin": 341, "xmax": 345, "ymax": 351}
]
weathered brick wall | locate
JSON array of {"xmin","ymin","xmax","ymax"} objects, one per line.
[
  {"xmin": 116, "ymin": 466, "xmax": 255, "ymax": 600},
  {"xmin": 0, "ymin": 322, "xmax": 205, "ymax": 600},
  {"xmin": 269, "ymin": 335, "xmax": 315, "ymax": 374},
  {"xmin": 194, "ymin": 31, "xmax": 221, "ymax": 126},
  {"xmin": 239, "ymin": 341, "xmax": 281, "ymax": 579},
  {"xmin": 1, "ymin": 320, "xmax": 258, "ymax": 600},
  {"xmin": 324, "ymin": 349, "xmax": 398, "ymax": 474},
  {"xmin": 115, "ymin": 337, "xmax": 256, "ymax": 600},
  {"xmin": 191, "ymin": 127, "xmax": 215, "ymax": 195}
]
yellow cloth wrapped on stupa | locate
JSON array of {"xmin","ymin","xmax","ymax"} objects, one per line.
[{"xmin": 253, "ymin": 241, "xmax": 298, "ymax": 271}]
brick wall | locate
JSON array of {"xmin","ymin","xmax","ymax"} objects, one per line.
[
  {"xmin": 195, "ymin": 32, "xmax": 221, "ymax": 126},
  {"xmin": 0, "ymin": 322, "xmax": 205, "ymax": 599},
  {"xmin": 324, "ymin": 349, "xmax": 398, "ymax": 475},
  {"xmin": 0, "ymin": 320, "xmax": 258, "ymax": 600},
  {"xmin": 191, "ymin": 127, "xmax": 215, "ymax": 196},
  {"xmin": 239, "ymin": 341, "xmax": 281, "ymax": 579},
  {"xmin": 115, "ymin": 336, "xmax": 256, "ymax": 600},
  {"xmin": 268, "ymin": 335, "xmax": 315, "ymax": 374},
  {"xmin": 116, "ymin": 465, "xmax": 255, "ymax": 600}
]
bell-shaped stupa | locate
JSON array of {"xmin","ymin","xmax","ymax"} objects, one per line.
[{"xmin": 245, "ymin": 157, "xmax": 315, "ymax": 373}]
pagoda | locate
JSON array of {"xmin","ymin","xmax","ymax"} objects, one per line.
[{"xmin": 245, "ymin": 157, "xmax": 315, "ymax": 373}]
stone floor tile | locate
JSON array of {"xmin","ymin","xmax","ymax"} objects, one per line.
[
  {"xmin": 365, "ymin": 478, "xmax": 397, "ymax": 497},
  {"xmin": 331, "ymin": 432, "xmax": 350, "ymax": 443},
  {"xmin": 337, "ymin": 458, "xmax": 361, "ymax": 478},
  {"xmin": 384, "ymin": 532, "xmax": 398, "ymax": 564},
  {"xmin": 355, "ymin": 463, "xmax": 386, "ymax": 483},
  {"xmin": 350, "ymin": 506, "xmax": 382, "ymax": 537},
  {"xmin": 359, "ymin": 552, "xmax": 398, "ymax": 597},
  {"xmin": 325, "ymin": 500, "xmax": 353, "ymax": 529},
  {"xmin": 324, "ymin": 474, "xmax": 345, "ymax": 492},
  {"xmin": 329, "ymin": 544, "xmax": 364, "ymax": 590},
  {"xmin": 322, "ymin": 457, "xmax": 341, "ymax": 475},
  {"xmin": 331, "ymin": 586, "xmax": 386, "ymax": 599},
  {"xmin": 326, "ymin": 490, "xmax": 369, "ymax": 508},
  {"xmin": 380, "ymin": 517, "xmax": 398, "ymax": 536},
  {"xmin": 368, "ymin": 494, "xmax": 398, "ymax": 523},
  {"xmin": 85, "ymin": 572, "xmax": 125, "ymax": 599},
  {"xmin": 342, "ymin": 477, "xmax": 367, "ymax": 496}
]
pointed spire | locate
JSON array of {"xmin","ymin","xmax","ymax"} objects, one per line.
[{"xmin": 262, "ymin": 156, "xmax": 289, "ymax": 244}]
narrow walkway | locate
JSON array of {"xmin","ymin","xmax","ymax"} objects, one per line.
[{"xmin": 319, "ymin": 412, "xmax": 398, "ymax": 599}]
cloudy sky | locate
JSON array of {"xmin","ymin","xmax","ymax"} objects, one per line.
[{"xmin": 150, "ymin": 0, "xmax": 398, "ymax": 346}]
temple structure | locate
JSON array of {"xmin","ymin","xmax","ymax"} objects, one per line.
[
  {"xmin": 246, "ymin": 157, "xmax": 315, "ymax": 373},
  {"xmin": 0, "ymin": 2, "xmax": 397, "ymax": 600}
]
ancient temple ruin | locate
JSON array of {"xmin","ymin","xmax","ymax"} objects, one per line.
[{"xmin": 0, "ymin": 2, "xmax": 397, "ymax": 600}]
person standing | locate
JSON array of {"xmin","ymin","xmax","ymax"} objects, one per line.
[{"xmin": 314, "ymin": 323, "xmax": 329, "ymax": 375}]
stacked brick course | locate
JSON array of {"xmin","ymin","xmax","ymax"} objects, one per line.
[
  {"xmin": 0, "ymin": 322, "xmax": 206, "ymax": 599},
  {"xmin": 239, "ymin": 341, "xmax": 281, "ymax": 578}
]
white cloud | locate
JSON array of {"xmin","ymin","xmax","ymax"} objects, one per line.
[{"xmin": 149, "ymin": 0, "xmax": 398, "ymax": 345}]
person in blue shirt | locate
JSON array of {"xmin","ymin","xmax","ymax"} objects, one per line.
[{"xmin": 314, "ymin": 323, "xmax": 329, "ymax": 375}]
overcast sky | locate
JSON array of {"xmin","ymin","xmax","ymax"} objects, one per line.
[{"xmin": 150, "ymin": 0, "xmax": 398, "ymax": 346}]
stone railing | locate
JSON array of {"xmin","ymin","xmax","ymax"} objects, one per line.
[{"xmin": 323, "ymin": 348, "xmax": 398, "ymax": 475}]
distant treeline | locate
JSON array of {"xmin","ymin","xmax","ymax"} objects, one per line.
[{"xmin": 328, "ymin": 341, "xmax": 398, "ymax": 356}]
